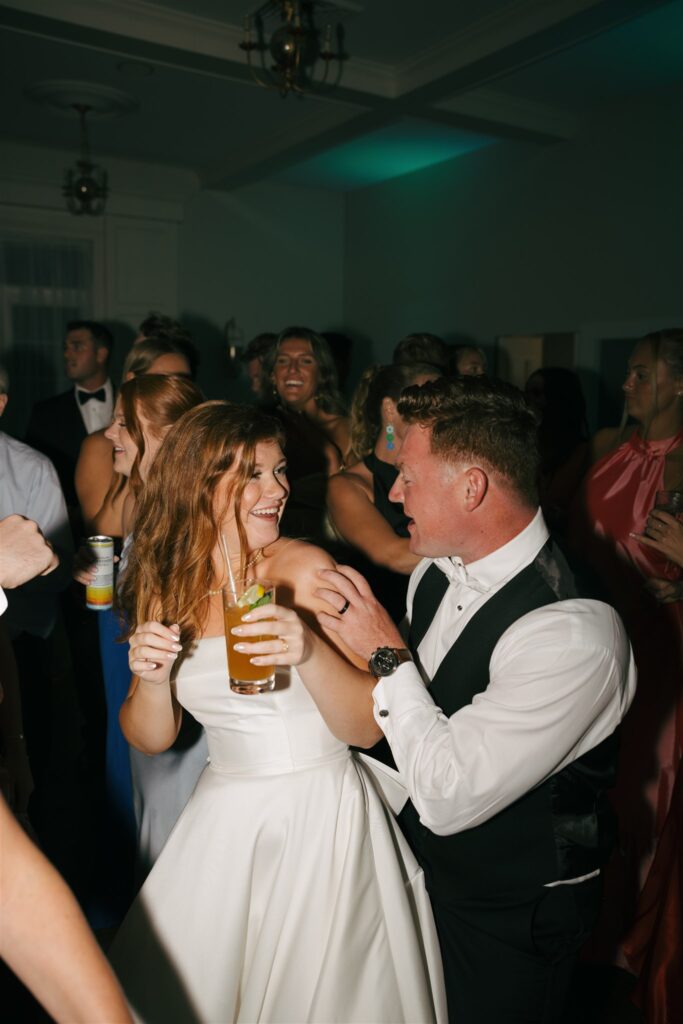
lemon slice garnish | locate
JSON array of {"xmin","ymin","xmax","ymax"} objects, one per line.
[{"xmin": 237, "ymin": 583, "xmax": 265, "ymax": 608}]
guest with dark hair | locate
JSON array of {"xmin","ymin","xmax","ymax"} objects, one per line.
[
  {"xmin": 327, "ymin": 361, "xmax": 439, "ymax": 622},
  {"xmin": 393, "ymin": 332, "xmax": 449, "ymax": 371},
  {"xmin": 450, "ymin": 344, "xmax": 487, "ymax": 377},
  {"xmin": 570, "ymin": 328, "xmax": 683, "ymax": 964},
  {"xmin": 240, "ymin": 332, "xmax": 277, "ymax": 404},
  {"xmin": 525, "ymin": 366, "xmax": 589, "ymax": 530},
  {"xmin": 25, "ymin": 319, "xmax": 115, "ymax": 804},
  {"xmin": 26, "ymin": 319, "xmax": 114, "ymax": 519},
  {"xmin": 127, "ymin": 330, "xmax": 198, "ymax": 379},
  {"xmin": 135, "ymin": 312, "xmax": 195, "ymax": 350},
  {"xmin": 263, "ymin": 326, "xmax": 350, "ymax": 539}
]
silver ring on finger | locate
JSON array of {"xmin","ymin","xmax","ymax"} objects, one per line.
[{"xmin": 280, "ymin": 638, "xmax": 289, "ymax": 653}]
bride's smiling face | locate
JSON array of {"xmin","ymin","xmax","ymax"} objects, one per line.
[{"xmin": 215, "ymin": 440, "xmax": 289, "ymax": 553}]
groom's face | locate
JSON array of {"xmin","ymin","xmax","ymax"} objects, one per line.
[{"xmin": 390, "ymin": 424, "xmax": 464, "ymax": 558}]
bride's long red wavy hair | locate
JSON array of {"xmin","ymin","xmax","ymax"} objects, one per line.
[{"xmin": 118, "ymin": 401, "xmax": 285, "ymax": 645}]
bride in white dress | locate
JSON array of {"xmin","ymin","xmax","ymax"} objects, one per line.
[{"xmin": 110, "ymin": 401, "xmax": 445, "ymax": 1023}]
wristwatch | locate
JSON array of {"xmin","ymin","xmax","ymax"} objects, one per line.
[{"xmin": 368, "ymin": 647, "xmax": 412, "ymax": 679}]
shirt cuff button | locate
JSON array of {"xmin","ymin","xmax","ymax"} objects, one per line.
[{"xmin": 378, "ymin": 709, "xmax": 389, "ymax": 718}]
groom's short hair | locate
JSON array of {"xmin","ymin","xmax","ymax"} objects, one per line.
[{"xmin": 397, "ymin": 375, "xmax": 540, "ymax": 507}]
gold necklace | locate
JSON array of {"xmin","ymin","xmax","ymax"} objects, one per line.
[{"xmin": 207, "ymin": 548, "xmax": 264, "ymax": 596}]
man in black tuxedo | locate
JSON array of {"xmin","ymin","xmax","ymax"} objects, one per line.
[
  {"xmin": 26, "ymin": 321, "xmax": 114, "ymax": 788},
  {"xmin": 26, "ymin": 320, "xmax": 114, "ymax": 517},
  {"xmin": 318, "ymin": 376, "xmax": 637, "ymax": 1023}
]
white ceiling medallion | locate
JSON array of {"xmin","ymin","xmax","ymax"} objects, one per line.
[{"xmin": 24, "ymin": 80, "xmax": 139, "ymax": 119}]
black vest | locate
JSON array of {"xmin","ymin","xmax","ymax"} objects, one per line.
[{"xmin": 395, "ymin": 539, "xmax": 619, "ymax": 904}]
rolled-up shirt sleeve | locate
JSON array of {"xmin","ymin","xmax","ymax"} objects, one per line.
[{"xmin": 372, "ymin": 599, "xmax": 637, "ymax": 836}]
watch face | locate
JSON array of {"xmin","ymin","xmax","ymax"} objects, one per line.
[{"xmin": 371, "ymin": 648, "xmax": 399, "ymax": 677}]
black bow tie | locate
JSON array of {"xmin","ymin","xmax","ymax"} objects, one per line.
[{"xmin": 78, "ymin": 388, "xmax": 106, "ymax": 405}]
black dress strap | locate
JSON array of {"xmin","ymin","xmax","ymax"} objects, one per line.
[{"xmin": 363, "ymin": 453, "xmax": 410, "ymax": 537}]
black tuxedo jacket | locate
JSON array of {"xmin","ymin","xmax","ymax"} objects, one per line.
[{"xmin": 26, "ymin": 389, "xmax": 88, "ymax": 507}]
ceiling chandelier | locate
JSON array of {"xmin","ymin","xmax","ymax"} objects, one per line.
[
  {"xmin": 240, "ymin": 1, "xmax": 345, "ymax": 98},
  {"xmin": 63, "ymin": 104, "xmax": 108, "ymax": 216}
]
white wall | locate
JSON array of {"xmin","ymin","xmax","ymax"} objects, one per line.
[
  {"xmin": 343, "ymin": 88, "xmax": 683, "ymax": 422},
  {"xmin": 179, "ymin": 182, "xmax": 345, "ymax": 401},
  {"xmin": 0, "ymin": 139, "xmax": 195, "ymax": 381},
  {"xmin": 0, "ymin": 140, "xmax": 345, "ymax": 407}
]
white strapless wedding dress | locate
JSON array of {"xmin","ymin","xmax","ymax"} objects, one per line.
[{"xmin": 110, "ymin": 637, "xmax": 446, "ymax": 1023}]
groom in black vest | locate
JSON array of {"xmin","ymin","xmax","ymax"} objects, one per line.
[{"xmin": 318, "ymin": 376, "xmax": 636, "ymax": 1023}]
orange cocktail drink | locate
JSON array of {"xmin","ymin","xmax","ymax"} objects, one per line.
[{"xmin": 223, "ymin": 578, "xmax": 276, "ymax": 694}]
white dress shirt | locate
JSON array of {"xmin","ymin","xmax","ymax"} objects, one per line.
[
  {"xmin": 0, "ymin": 432, "xmax": 73, "ymax": 636},
  {"xmin": 75, "ymin": 378, "xmax": 113, "ymax": 434},
  {"xmin": 372, "ymin": 510, "xmax": 637, "ymax": 841}
]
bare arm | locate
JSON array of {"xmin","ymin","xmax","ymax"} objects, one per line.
[
  {"xmin": 323, "ymin": 438, "xmax": 344, "ymax": 476},
  {"xmin": 327, "ymin": 472, "xmax": 421, "ymax": 574},
  {"xmin": 590, "ymin": 426, "xmax": 632, "ymax": 465},
  {"xmin": 0, "ymin": 795, "xmax": 132, "ymax": 1023},
  {"xmin": 120, "ymin": 621, "xmax": 183, "ymax": 754},
  {"xmin": 327, "ymin": 416, "xmax": 351, "ymax": 464},
  {"xmin": 75, "ymin": 431, "xmax": 127, "ymax": 538},
  {"xmin": 235, "ymin": 544, "xmax": 384, "ymax": 747}
]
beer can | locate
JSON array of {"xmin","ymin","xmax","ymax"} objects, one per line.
[{"xmin": 85, "ymin": 535, "xmax": 114, "ymax": 611}]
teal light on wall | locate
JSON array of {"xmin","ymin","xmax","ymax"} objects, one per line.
[{"xmin": 276, "ymin": 117, "xmax": 496, "ymax": 191}]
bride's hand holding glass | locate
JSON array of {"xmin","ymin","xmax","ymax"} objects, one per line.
[{"xmin": 230, "ymin": 603, "xmax": 313, "ymax": 667}]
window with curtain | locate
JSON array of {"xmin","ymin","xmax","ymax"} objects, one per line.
[{"xmin": 0, "ymin": 236, "xmax": 93, "ymax": 438}]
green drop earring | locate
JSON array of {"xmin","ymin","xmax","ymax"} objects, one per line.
[{"xmin": 386, "ymin": 424, "xmax": 395, "ymax": 451}]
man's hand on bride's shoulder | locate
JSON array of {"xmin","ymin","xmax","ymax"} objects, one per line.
[
  {"xmin": 128, "ymin": 621, "xmax": 183, "ymax": 685},
  {"xmin": 314, "ymin": 565, "xmax": 404, "ymax": 662}
]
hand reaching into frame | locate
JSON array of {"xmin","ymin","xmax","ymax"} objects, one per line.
[{"xmin": 0, "ymin": 515, "xmax": 58, "ymax": 589}]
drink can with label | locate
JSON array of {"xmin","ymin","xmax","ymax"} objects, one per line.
[{"xmin": 85, "ymin": 535, "xmax": 114, "ymax": 610}]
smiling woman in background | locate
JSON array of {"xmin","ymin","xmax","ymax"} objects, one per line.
[{"xmin": 264, "ymin": 326, "xmax": 351, "ymax": 540}]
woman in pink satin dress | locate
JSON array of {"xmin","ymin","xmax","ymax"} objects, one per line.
[{"xmin": 570, "ymin": 329, "xmax": 683, "ymax": 968}]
